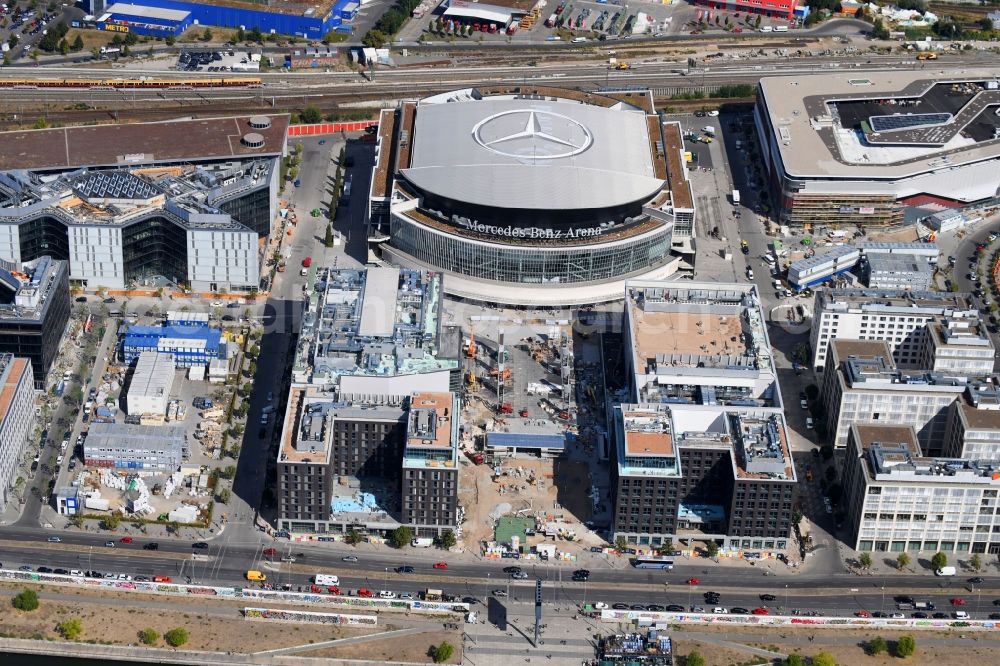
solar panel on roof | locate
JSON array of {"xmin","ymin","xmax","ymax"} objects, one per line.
[{"xmin": 869, "ymin": 113, "xmax": 951, "ymax": 133}]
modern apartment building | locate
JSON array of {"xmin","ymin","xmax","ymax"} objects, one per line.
[
  {"xmin": 842, "ymin": 423, "xmax": 1000, "ymax": 555},
  {"xmin": 943, "ymin": 382, "xmax": 1000, "ymax": 463},
  {"xmin": 290, "ymin": 267, "xmax": 461, "ymax": 401},
  {"xmin": 918, "ymin": 318, "xmax": 995, "ymax": 375},
  {"xmin": 277, "ymin": 387, "xmax": 458, "ymax": 536},
  {"xmin": 400, "ymin": 391, "xmax": 460, "ymax": 535},
  {"xmin": 0, "ymin": 256, "xmax": 70, "ymax": 388},
  {"xmin": 624, "ymin": 281, "xmax": 781, "ymax": 408},
  {"xmin": 821, "ymin": 340, "xmax": 966, "ymax": 452},
  {"xmin": 810, "ymin": 289, "xmax": 977, "ymax": 372},
  {"xmin": 610, "ymin": 404, "xmax": 796, "ymax": 550},
  {"xmin": 0, "ymin": 356, "xmax": 35, "ymax": 512}
]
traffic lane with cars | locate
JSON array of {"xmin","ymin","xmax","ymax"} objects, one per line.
[{"xmin": 2, "ymin": 544, "xmax": 999, "ymax": 617}]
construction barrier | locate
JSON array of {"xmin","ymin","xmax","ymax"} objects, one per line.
[
  {"xmin": 287, "ymin": 121, "xmax": 377, "ymax": 137},
  {"xmin": 600, "ymin": 609, "xmax": 1000, "ymax": 631},
  {"xmin": 0, "ymin": 569, "xmax": 467, "ymax": 615},
  {"xmin": 243, "ymin": 606, "xmax": 377, "ymax": 626}
]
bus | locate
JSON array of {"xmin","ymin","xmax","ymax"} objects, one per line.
[
  {"xmin": 631, "ymin": 556, "xmax": 675, "ymax": 570},
  {"xmin": 314, "ymin": 574, "xmax": 339, "ymax": 586}
]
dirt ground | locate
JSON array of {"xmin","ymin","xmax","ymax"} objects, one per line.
[
  {"xmin": 0, "ymin": 591, "xmax": 373, "ymax": 653},
  {"xmin": 302, "ymin": 629, "xmax": 463, "ymax": 663},
  {"xmin": 674, "ymin": 625, "xmax": 1000, "ymax": 666},
  {"xmin": 457, "ymin": 456, "xmax": 592, "ymax": 546},
  {"xmin": 64, "ymin": 29, "xmax": 116, "ymax": 50}
]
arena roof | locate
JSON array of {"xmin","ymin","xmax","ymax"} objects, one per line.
[
  {"xmin": 403, "ymin": 96, "xmax": 664, "ymax": 211},
  {"xmin": 758, "ymin": 70, "xmax": 1000, "ymax": 180},
  {"xmin": 0, "ymin": 115, "xmax": 289, "ymax": 171}
]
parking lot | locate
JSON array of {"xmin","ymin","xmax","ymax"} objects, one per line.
[{"xmin": 175, "ymin": 47, "xmax": 260, "ymax": 72}]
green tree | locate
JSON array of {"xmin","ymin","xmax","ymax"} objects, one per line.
[
  {"xmin": 782, "ymin": 656, "xmax": 804, "ymax": 666},
  {"xmin": 58, "ymin": 38, "xmax": 69, "ymax": 55},
  {"xmin": 432, "ymin": 641, "xmax": 455, "ymax": 663},
  {"xmin": 871, "ymin": 18, "xmax": 890, "ymax": 40},
  {"xmin": 139, "ymin": 627, "xmax": 159, "ymax": 645},
  {"xmin": 614, "ymin": 536, "xmax": 628, "ymax": 551},
  {"xmin": 970, "ymin": 553, "xmax": 983, "ymax": 572},
  {"xmin": 930, "ymin": 551, "xmax": 948, "ymax": 571},
  {"xmin": 300, "ymin": 105, "xmax": 322, "ymax": 124},
  {"xmin": 11, "ymin": 589, "xmax": 39, "ymax": 611},
  {"xmin": 201, "ymin": 27, "xmax": 213, "ymax": 42},
  {"xmin": 439, "ymin": 529, "xmax": 457, "ymax": 549},
  {"xmin": 101, "ymin": 514, "xmax": 121, "ymax": 530},
  {"xmin": 705, "ymin": 541, "xmax": 720, "ymax": 558},
  {"xmin": 858, "ymin": 552, "xmax": 873, "ymax": 570},
  {"xmin": 345, "ymin": 528, "xmax": 361, "ymax": 545},
  {"xmin": 235, "ymin": 26, "xmax": 245, "ymax": 43},
  {"xmin": 685, "ymin": 651, "xmax": 705, "ymax": 666},
  {"xmin": 164, "ymin": 627, "xmax": 189, "ymax": 647},
  {"xmin": 896, "ymin": 552, "xmax": 910, "ymax": 571},
  {"xmin": 754, "ymin": 15, "xmax": 762, "ymax": 29},
  {"xmin": 868, "ymin": 636, "xmax": 887, "ymax": 655},
  {"xmin": 249, "ymin": 27, "xmax": 264, "ymax": 44},
  {"xmin": 69, "ymin": 514, "xmax": 85, "ymax": 528},
  {"xmin": 390, "ymin": 525, "xmax": 413, "ymax": 549},
  {"xmin": 165, "ymin": 35, "xmax": 176, "ymax": 46},
  {"xmin": 324, "ymin": 223, "xmax": 335, "ymax": 248},
  {"xmin": 895, "ymin": 635, "xmax": 916, "ymax": 658},
  {"xmin": 33, "ymin": 117, "xmax": 48, "ymax": 130},
  {"xmin": 362, "ymin": 29, "xmax": 388, "ymax": 48},
  {"xmin": 811, "ymin": 653, "xmax": 836, "ymax": 666},
  {"xmin": 58, "ymin": 618, "xmax": 83, "ymax": 640}
]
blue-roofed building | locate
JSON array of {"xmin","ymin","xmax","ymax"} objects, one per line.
[
  {"xmin": 786, "ymin": 245, "xmax": 861, "ymax": 292},
  {"xmin": 123, "ymin": 322, "xmax": 221, "ymax": 367},
  {"xmin": 486, "ymin": 431, "xmax": 566, "ymax": 458},
  {"xmin": 98, "ymin": 3, "xmax": 193, "ymax": 36}
]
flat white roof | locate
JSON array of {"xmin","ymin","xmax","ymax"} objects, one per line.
[
  {"xmin": 358, "ymin": 267, "xmax": 399, "ymax": 338},
  {"xmin": 105, "ymin": 3, "xmax": 190, "ymax": 21},
  {"xmin": 405, "ymin": 95, "xmax": 663, "ymax": 211},
  {"xmin": 128, "ymin": 351, "xmax": 175, "ymax": 399},
  {"xmin": 443, "ymin": 5, "xmax": 513, "ymax": 23},
  {"xmin": 759, "ymin": 69, "xmax": 1000, "ymax": 180}
]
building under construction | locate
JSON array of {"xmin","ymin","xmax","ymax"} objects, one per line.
[{"xmin": 597, "ymin": 630, "xmax": 674, "ymax": 666}]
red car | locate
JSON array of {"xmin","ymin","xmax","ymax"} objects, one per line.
[
  {"xmin": 119, "ymin": 536, "xmax": 133, "ymax": 544},
  {"xmin": 327, "ymin": 586, "xmax": 341, "ymax": 595},
  {"xmin": 357, "ymin": 588, "xmax": 373, "ymax": 598},
  {"xmin": 951, "ymin": 597, "xmax": 967, "ymax": 606},
  {"xmin": 855, "ymin": 610, "xmax": 871, "ymax": 618},
  {"xmin": 752, "ymin": 607, "xmax": 769, "ymax": 615},
  {"xmin": 433, "ymin": 562, "xmax": 448, "ymax": 570},
  {"xmin": 152, "ymin": 575, "xmax": 172, "ymax": 583},
  {"xmin": 263, "ymin": 547, "xmax": 277, "ymax": 557},
  {"xmin": 686, "ymin": 577, "xmax": 700, "ymax": 585}
]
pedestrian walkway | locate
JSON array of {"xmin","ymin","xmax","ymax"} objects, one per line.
[{"xmin": 256, "ymin": 627, "xmax": 431, "ymax": 656}]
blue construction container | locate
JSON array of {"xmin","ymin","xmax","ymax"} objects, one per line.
[{"xmin": 123, "ymin": 323, "xmax": 222, "ymax": 368}]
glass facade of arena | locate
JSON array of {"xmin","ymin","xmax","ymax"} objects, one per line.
[{"xmin": 390, "ymin": 214, "xmax": 673, "ymax": 284}]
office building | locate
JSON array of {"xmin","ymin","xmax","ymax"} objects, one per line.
[
  {"xmin": 83, "ymin": 422, "xmax": 187, "ymax": 470},
  {"xmin": 401, "ymin": 391, "xmax": 459, "ymax": 535},
  {"xmin": 610, "ymin": 404, "xmax": 796, "ymax": 550},
  {"xmin": 277, "ymin": 388, "xmax": 459, "ymax": 536},
  {"xmin": 821, "ymin": 340, "xmax": 966, "ymax": 452},
  {"xmin": 291, "ymin": 267, "xmax": 460, "ymax": 401},
  {"xmin": 810, "ymin": 289, "xmax": 977, "ymax": 372},
  {"xmin": 943, "ymin": 381, "xmax": 1000, "ymax": 462},
  {"xmin": 755, "ymin": 71, "xmax": 1000, "ymax": 227},
  {"xmin": 624, "ymin": 281, "xmax": 781, "ymax": 408},
  {"xmin": 862, "ymin": 253, "xmax": 934, "ymax": 291},
  {"xmin": 842, "ymin": 423, "xmax": 1000, "ymax": 555},
  {"xmin": 0, "ymin": 356, "xmax": 35, "ymax": 513},
  {"xmin": 918, "ymin": 318, "xmax": 995, "ymax": 375},
  {"xmin": 0, "ymin": 257, "xmax": 70, "ymax": 388},
  {"xmin": 370, "ymin": 87, "xmax": 694, "ymax": 306},
  {"xmin": 125, "ymin": 351, "xmax": 175, "ymax": 417},
  {"xmin": 122, "ymin": 321, "xmax": 222, "ymax": 368},
  {"xmin": 0, "ymin": 115, "xmax": 290, "ymax": 292}
]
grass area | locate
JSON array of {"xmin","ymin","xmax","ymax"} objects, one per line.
[
  {"xmin": 64, "ymin": 28, "xmax": 116, "ymax": 50},
  {"xmin": 302, "ymin": 629, "xmax": 462, "ymax": 663}
]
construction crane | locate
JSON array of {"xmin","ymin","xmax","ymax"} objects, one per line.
[
  {"xmin": 466, "ymin": 322, "xmax": 477, "ymax": 359},
  {"xmin": 467, "ymin": 370, "xmax": 478, "ymax": 392}
]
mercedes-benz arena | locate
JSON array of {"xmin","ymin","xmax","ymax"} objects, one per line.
[{"xmin": 368, "ymin": 87, "xmax": 695, "ymax": 306}]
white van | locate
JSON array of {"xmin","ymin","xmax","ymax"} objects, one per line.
[
  {"xmin": 828, "ymin": 230, "xmax": 848, "ymax": 240},
  {"xmin": 935, "ymin": 566, "xmax": 956, "ymax": 576},
  {"xmin": 954, "ymin": 610, "xmax": 969, "ymax": 619},
  {"xmin": 761, "ymin": 25, "xmax": 773, "ymax": 32}
]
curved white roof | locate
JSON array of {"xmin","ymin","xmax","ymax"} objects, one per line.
[{"xmin": 403, "ymin": 97, "xmax": 664, "ymax": 210}]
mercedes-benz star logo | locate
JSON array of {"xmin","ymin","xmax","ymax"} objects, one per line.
[{"xmin": 472, "ymin": 109, "xmax": 593, "ymax": 160}]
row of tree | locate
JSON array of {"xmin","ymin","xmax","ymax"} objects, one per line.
[{"xmin": 362, "ymin": 0, "xmax": 422, "ymax": 48}]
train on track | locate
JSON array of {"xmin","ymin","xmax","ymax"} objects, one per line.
[{"xmin": 0, "ymin": 78, "xmax": 263, "ymax": 89}]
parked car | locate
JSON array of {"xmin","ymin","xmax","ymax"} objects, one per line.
[
  {"xmin": 433, "ymin": 562, "xmax": 448, "ymax": 570},
  {"xmin": 342, "ymin": 556, "xmax": 359, "ymax": 563}
]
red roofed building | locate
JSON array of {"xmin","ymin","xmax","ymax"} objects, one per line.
[{"xmin": 695, "ymin": 0, "xmax": 797, "ymax": 22}]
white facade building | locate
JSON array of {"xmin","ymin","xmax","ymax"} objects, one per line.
[
  {"xmin": 185, "ymin": 227, "xmax": 259, "ymax": 292},
  {"xmin": 944, "ymin": 383, "xmax": 1000, "ymax": 463},
  {"xmin": 125, "ymin": 351, "xmax": 176, "ymax": 417},
  {"xmin": 810, "ymin": 289, "xmax": 979, "ymax": 372},
  {"xmin": 0, "ymin": 356, "xmax": 34, "ymax": 513},
  {"xmin": 918, "ymin": 319, "xmax": 995, "ymax": 375},
  {"xmin": 842, "ymin": 423, "xmax": 1000, "ymax": 555}
]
